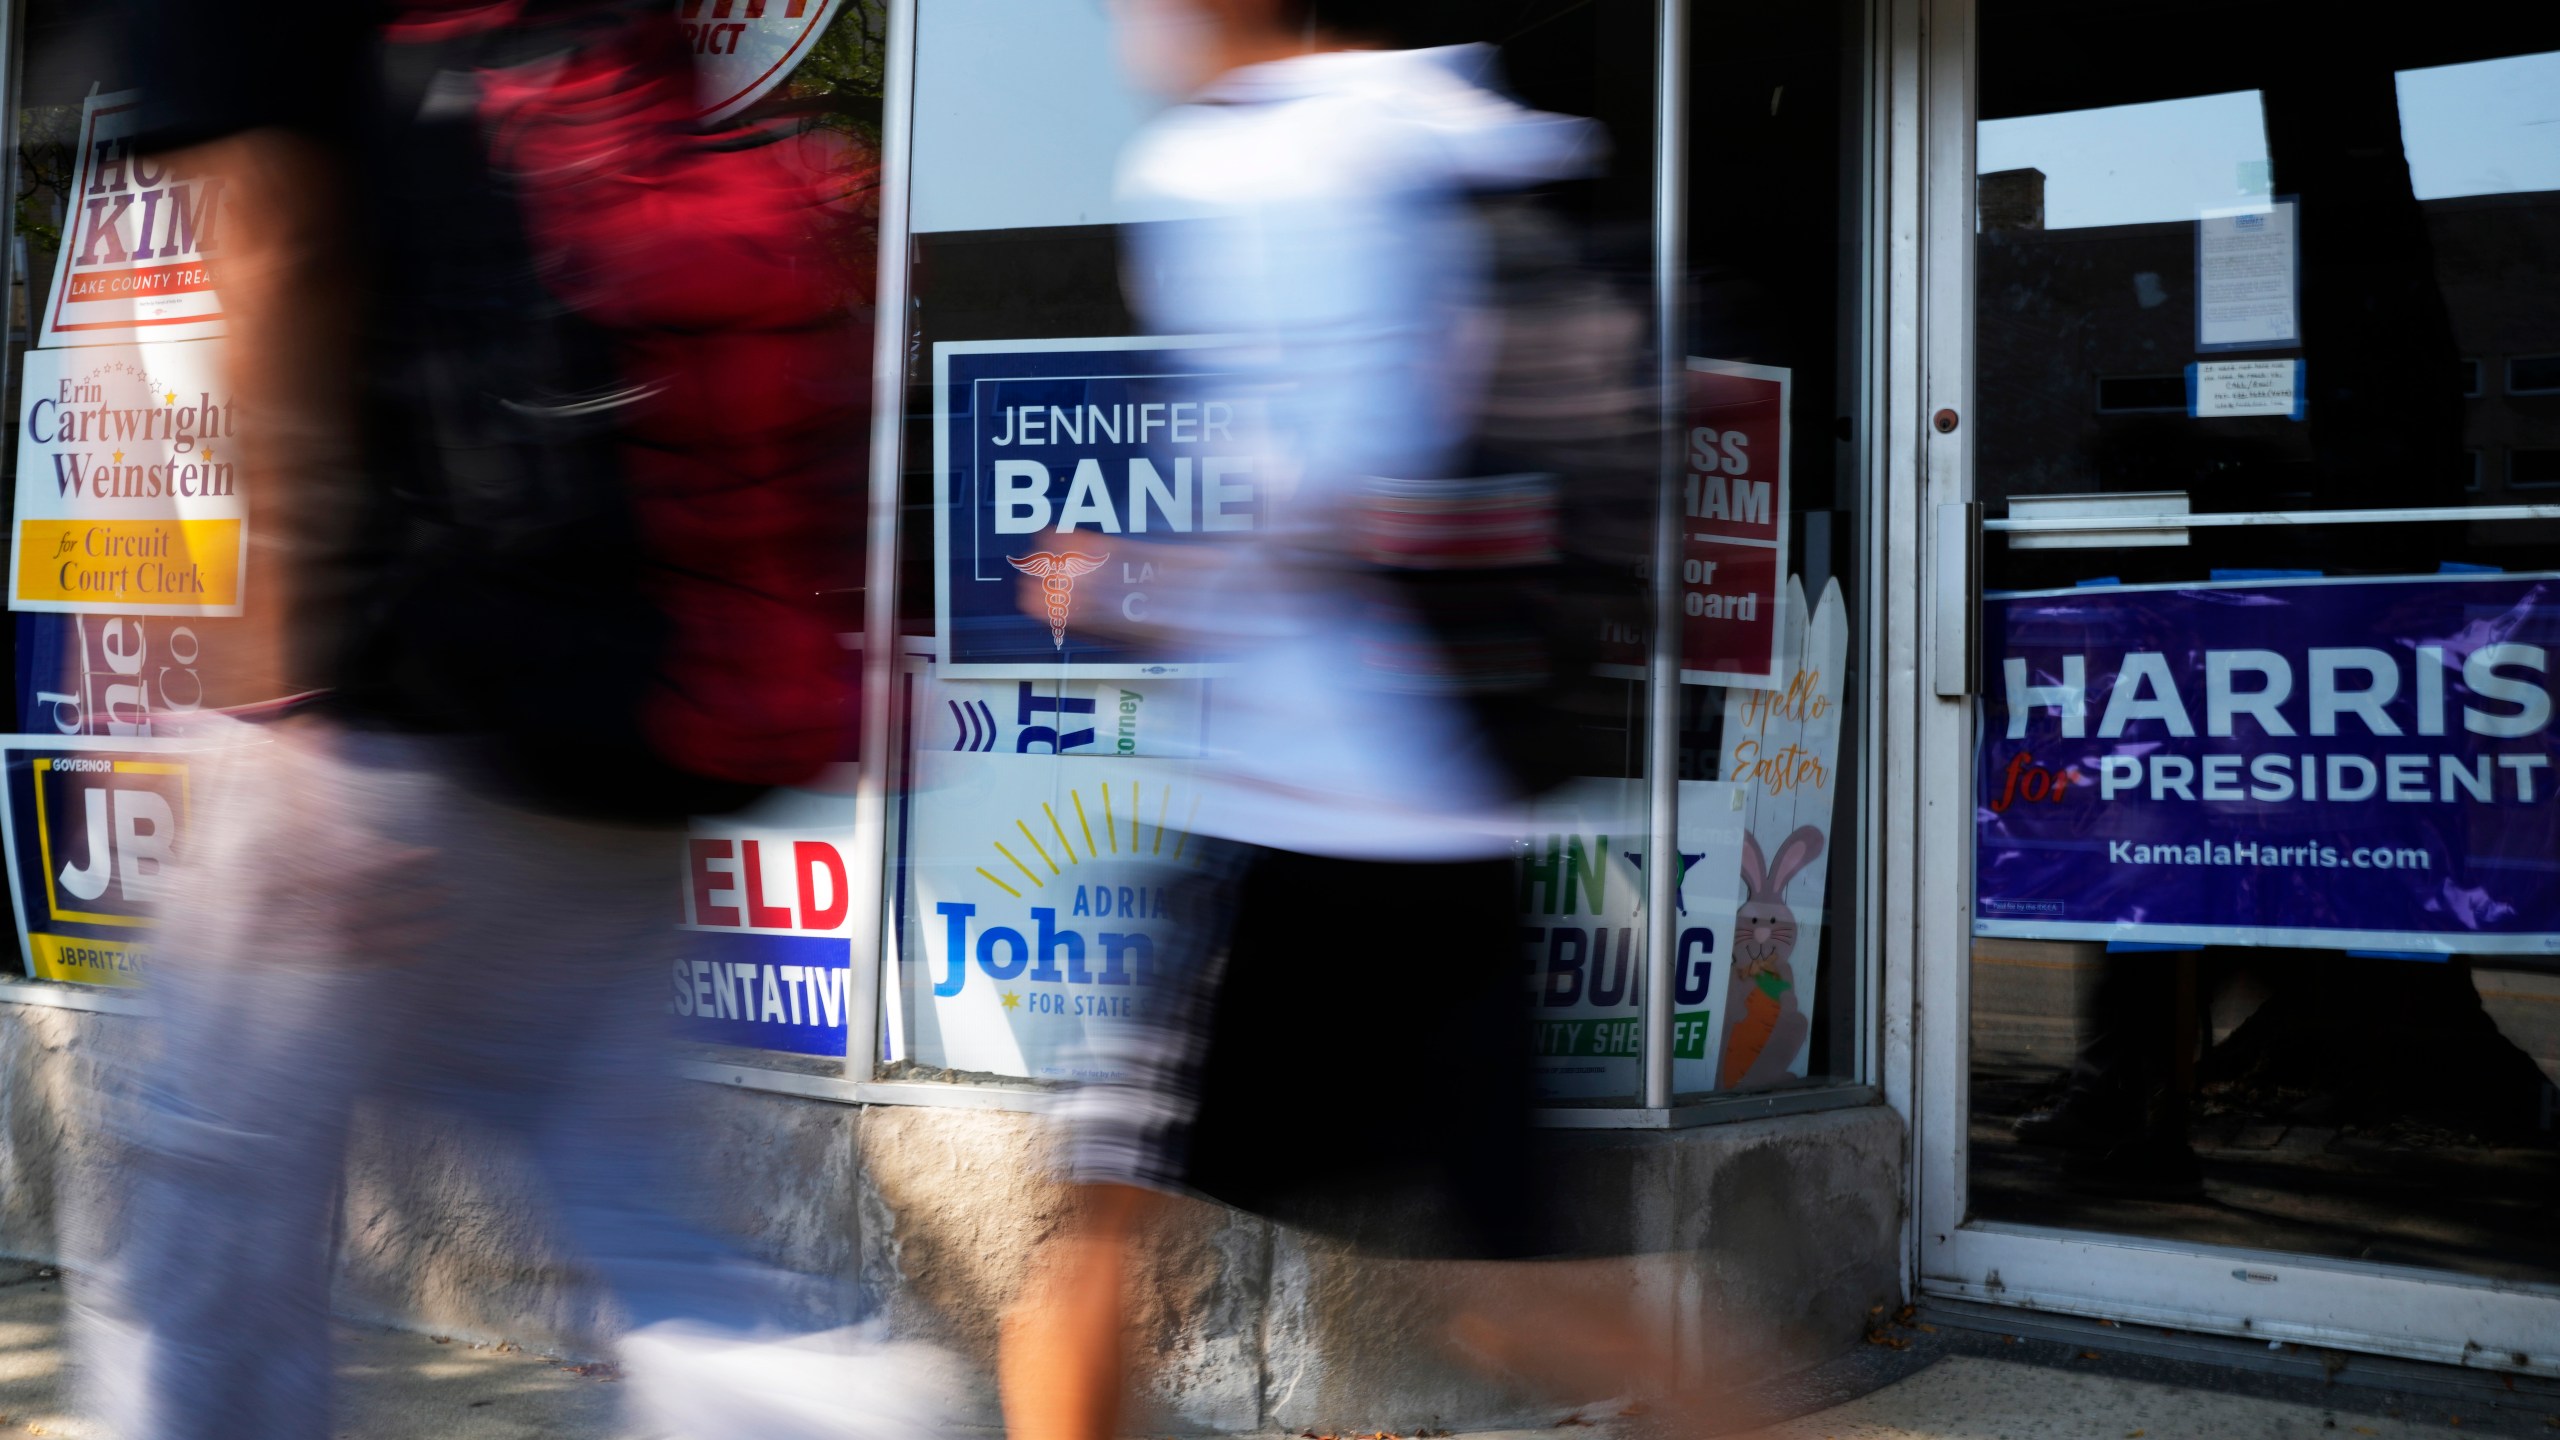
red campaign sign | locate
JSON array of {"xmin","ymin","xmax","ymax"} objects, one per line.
[
  {"xmin": 683, "ymin": 0, "xmax": 848, "ymax": 123},
  {"xmin": 684, "ymin": 834, "xmax": 851, "ymax": 932},
  {"xmin": 1679, "ymin": 359, "xmax": 1789, "ymax": 688},
  {"xmin": 42, "ymin": 91, "xmax": 230, "ymax": 345}
]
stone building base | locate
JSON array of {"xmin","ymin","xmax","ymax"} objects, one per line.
[{"xmin": 0, "ymin": 999, "xmax": 1904, "ymax": 1435}]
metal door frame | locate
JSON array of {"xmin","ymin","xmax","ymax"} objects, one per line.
[{"xmin": 1889, "ymin": 0, "xmax": 2560, "ymax": 1376}]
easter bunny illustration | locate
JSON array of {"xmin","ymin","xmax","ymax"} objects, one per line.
[{"xmin": 1719, "ymin": 824, "xmax": 1824, "ymax": 1089}]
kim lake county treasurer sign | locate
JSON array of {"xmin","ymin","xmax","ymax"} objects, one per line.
[{"xmin": 935, "ymin": 338, "xmax": 1262, "ymax": 679}]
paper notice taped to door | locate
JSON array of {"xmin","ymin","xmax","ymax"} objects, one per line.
[
  {"xmin": 2196, "ymin": 200, "xmax": 2299, "ymax": 351},
  {"xmin": 2188, "ymin": 359, "xmax": 2304, "ymax": 419}
]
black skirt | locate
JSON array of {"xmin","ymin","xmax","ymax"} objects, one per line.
[{"xmin": 1067, "ymin": 843, "xmax": 1559, "ymax": 1261}]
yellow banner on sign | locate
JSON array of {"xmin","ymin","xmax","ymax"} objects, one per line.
[
  {"xmin": 15, "ymin": 518, "xmax": 242, "ymax": 608},
  {"xmin": 29, "ymin": 934, "xmax": 144, "ymax": 987}
]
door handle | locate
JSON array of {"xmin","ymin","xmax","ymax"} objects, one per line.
[{"xmin": 1932, "ymin": 500, "xmax": 1980, "ymax": 699}]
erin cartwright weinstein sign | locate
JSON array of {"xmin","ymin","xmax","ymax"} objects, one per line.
[{"xmin": 11, "ymin": 343, "xmax": 245, "ymax": 617}]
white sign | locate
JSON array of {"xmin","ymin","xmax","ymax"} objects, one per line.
[
  {"xmin": 1714, "ymin": 575, "xmax": 1848, "ymax": 1089},
  {"xmin": 10, "ymin": 343, "xmax": 248, "ymax": 617},
  {"xmin": 683, "ymin": 0, "xmax": 848, "ymax": 122},
  {"xmin": 1521, "ymin": 777, "xmax": 1749, "ymax": 1100},
  {"xmin": 2190, "ymin": 359, "xmax": 2304, "ymax": 419},
  {"xmin": 41, "ymin": 90, "xmax": 231, "ymax": 348},
  {"xmin": 926, "ymin": 674, "xmax": 1208, "ymax": 760},
  {"xmin": 2196, "ymin": 200, "xmax": 2299, "ymax": 351},
  {"xmin": 898, "ymin": 749, "xmax": 1209, "ymax": 1080}
]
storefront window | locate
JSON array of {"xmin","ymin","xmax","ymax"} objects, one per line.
[
  {"xmin": 1970, "ymin": 3, "xmax": 2560, "ymax": 1280},
  {"xmin": 0, "ymin": 0, "xmax": 1887, "ymax": 1115},
  {"xmin": 1673, "ymin": 0, "xmax": 1874, "ymax": 1097},
  {"xmin": 882, "ymin": 4, "xmax": 1694, "ymax": 1103},
  {"xmin": 882, "ymin": 0, "xmax": 1879, "ymax": 1109},
  {"xmin": 0, "ymin": 2, "xmax": 895, "ymax": 1084}
]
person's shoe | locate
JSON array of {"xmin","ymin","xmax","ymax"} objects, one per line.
[{"xmin": 621, "ymin": 1317, "xmax": 970, "ymax": 1440}]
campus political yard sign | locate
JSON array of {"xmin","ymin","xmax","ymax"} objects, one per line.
[
  {"xmin": 1678, "ymin": 359, "xmax": 1789, "ymax": 689},
  {"xmin": 1976, "ymin": 573, "xmax": 2560, "ymax": 954},
  {"xmin": 1521, "ymin": 777, "xmax": 1749, "ymax": 1100},
  {"xmin": 673, "ymin": 804, "xmax": 860, "ymax": 1057},
  {"xmin": 0, "ymin": 738, "xmax": 190, "ymax": 986},
  {"xmin": 10, "ymin": 344, "xmax": 246, "ymax": 617},
  {"xmin": 935, "ymin": 338, "xmax": 1260, "ymax": 679},
  {"xmin": 15, "ymin": 613, "xmax": 211, "ymax": 737},
  {"xmin": 897, "ymin": 749, "xmax": 1207, "ymax": 1079},
  {"xmin": 41, "ymin": 90, "xmax": 229, "ymax": 348}
]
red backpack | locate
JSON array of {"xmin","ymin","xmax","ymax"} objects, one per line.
[{"xmin": 359, "ymin": 0, "xmax": 869, "ymax": 814}]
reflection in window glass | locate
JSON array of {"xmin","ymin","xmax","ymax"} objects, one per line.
[
  {"xmin": 909, "ymin": 0, "xmax": 1190, "ymax": 234},
  {"xmin": 1976, "ymin": 90, "xmax": 2270, "ymax": 230},
  {"xmin": 2395, "ymin": 50, "xmax": 2560, "ymax": 201},
  {"xmin": 1971, "ymin": 6, "xmax": 2560, "ymax": 1288}
]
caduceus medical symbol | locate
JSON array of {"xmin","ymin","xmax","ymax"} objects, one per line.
[{"xmin": 1009, "ymin": 550, "xmax": 1110, "ymax": 650}]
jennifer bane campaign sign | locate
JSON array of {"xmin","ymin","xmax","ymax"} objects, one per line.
[
  {"xmin": 1976, "ymin": 573, "xmax": 2560, "ymax": 954},
  {"xmin": 935, "ymin": 338, "xmax": 1259, "ymax": 678}
]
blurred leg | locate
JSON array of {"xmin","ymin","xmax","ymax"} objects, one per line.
[
  {"xmin": 999, "ymin": 1183, "xmax": 1169, "ymax": 1440},
  {"xmin": 75, "ymin": 726, "xmax": 405, "ymax": 1440},
  {"xmin": 1443, "ymin": 1257, "xmax": 1753, "ymax": 1432},
  {"xmin": 516, "ymin": 945, "xmax": 835, "ymax": 1338},
  {"xmin": 1004, "ymin": 846, "xmax": 1243, "ymax": 1440},
  {"xmin": 109, "ymin": 968, "xmax": 384, "ymax": 1440},
  {"xmin": 396, "ymin": 783, "xmax": 960, "ymax": 1440},
  {"xmin": 399, "ymin": 784, "xmax": 823, "ymax": 1336}
]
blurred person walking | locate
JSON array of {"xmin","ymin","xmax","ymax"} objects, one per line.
[
  {"xmin": 67, "ymin": 4, "xmax": 943, "ymax": 1438},
  {"xmin": 997, "ymin": 4, "xmax": 1725, "ymax": 1438}
]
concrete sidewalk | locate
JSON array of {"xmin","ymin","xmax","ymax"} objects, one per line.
[
  {"xmin": 0, "ymin": 1265, "xmax": 620, "ymax": 1440},
  {"xmin": 0, "ymin": 1264, "xmax": 2525, "ymax": 1440},
  {"xmin": 1744, "ymin": 1355, "xmax": 2481, "ymax": 1439}
]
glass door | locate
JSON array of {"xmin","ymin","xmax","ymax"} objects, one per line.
[{"xmin": 1914, "ymin": 0, "xmax": 2560, "ymax": 1370}]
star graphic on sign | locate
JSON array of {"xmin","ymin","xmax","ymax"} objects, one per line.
[
  {"xmin": 201, "ymin": 447, "xmax": 215, "ymax": 462},
  {"xmin": 111, "ymin": 451, "xmax": 124, "ymax": 464},
  {"xmin": 1000, "ymin": 991, "xmax": 1021, "ymax": 1011},
  {"xmin": 1620, "ymin": 849, "xmax": 1709, "ymax": 914},
  {"xmin": 163, "ymin": 391, "xmax": 177, "ymax": 405}
]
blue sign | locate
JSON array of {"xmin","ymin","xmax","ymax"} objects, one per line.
[
  {"xmin": 1976, "ymin": 573, "xmax": 2560, "ymax": 954},
  {"xmin": 668, "ymin": 930, "xmax": 853, "ymax": 1056},
  {"xmin": 15, "ymin": 612, "xmax": 213, "ymax": 737},
  {"xmin": 0, "ymin": 741, "xmax": 188, "ymax": 985},
  {"xmin": 933, "ymin": 338, "xmax": 1258, "ymax": 677}
]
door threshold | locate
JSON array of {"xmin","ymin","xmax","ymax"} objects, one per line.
[{"xmin": 1919, "ymin": 1296, "xmax": 2560, "ymax": 1410}]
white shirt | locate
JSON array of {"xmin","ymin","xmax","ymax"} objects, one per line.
[{"xmin": 1116, "ymin": 46, "xmax": 1602, "ymax": 859}]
